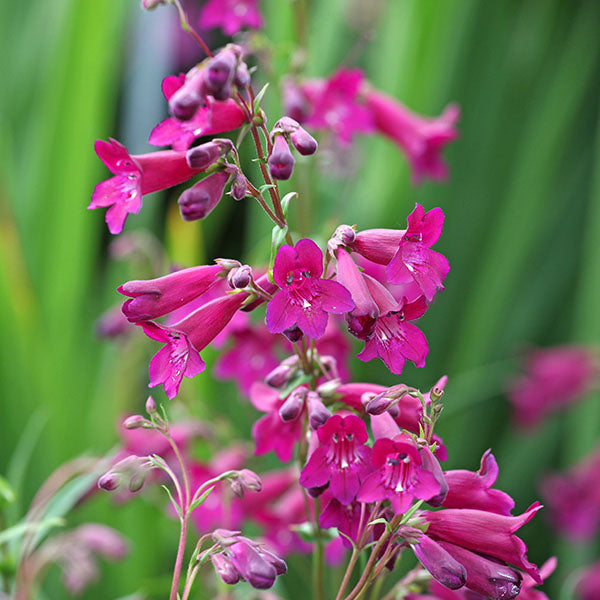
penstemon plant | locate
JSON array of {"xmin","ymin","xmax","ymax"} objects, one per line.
[{"xmin": 81, "ymin": 1, "xmax": 555, "ymax": 599}]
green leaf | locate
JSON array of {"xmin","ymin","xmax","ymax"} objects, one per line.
[
  {"xmin": 259, "ymin": 183, "xmax": 276, "ymax": 195},
  {"xmin": 161, "ymin": 485, "xmax": 181, "ymax": 520},
  {"xmin": 291, "ymin": 522, "xmax": 337, "ymax": 544},
  {"xmin": 268, "ymin": 222, "xmax": 290, "ymax": 276},
  {"xmin": 278, "ymin": 373, "xmax": 313, "ymax": 399},
  {"xmin": 0, "ymin": 476, "xmax": 16, "ymax": 508},
  {"xmin": 253, "ymin": 82, "xmax": 270, "ymax": 111},
  {"xmin": 400, "ymin": 500, "xmax": 424, "ymax": 525},
  {"xmin": 189, "ymin": 486, "xmax": 214, "ymax": 512},
  {"xmin": 0, "ymin": 516, "xmax": 65, "ymax": 546},
  {"xmin": 280, "ymin": 192, "xmax": 297, "ymax": 218}
]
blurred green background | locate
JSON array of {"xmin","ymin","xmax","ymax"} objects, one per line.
[{"xmin": 1, "ymin": 0, "xmax": 599, "ymax": 597}]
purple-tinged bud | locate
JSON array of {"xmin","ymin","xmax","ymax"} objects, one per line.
[
  {"xmin": 334, "ymin": 224, "xmax": 357, "ymax": 246},
  {"xmin": 388, "ymin": 404, "xmax": 400, "ymax": 418},
  {"xmin": 234, "ymin": 61, "xmax": 251, "ymax": 88},
  {"xmin": 283, "ymin": 325, "xmax": 303, "ymax": 342},
  {"xmin": 228, "ymin": 542, "xmax": 278, "ymax": 589},
  {"xmin": 168, "ymin": 72, "xmax": 207, "ymax": 121},
  {"xmin": 178, "ymin": 171, "xmax": 229, "ymax": 221},
  {"xmin": 307, "ymin": 484, "xmax": 329, "ymax": 498},
  {"xmin": 128, "ymin": 471, "xmax": 147, "ymax": 493},
  {"xmin": 140, "ymin": 0, "xmax": 167, "ymax": 10},
  {"xmin": 265, "ymin": 356, "xmax": 300, "ymax": 387},
  {"xmin": 316, "ymin": 377, "xmax": 342, "ymax": 398},
  {"xmin": 145, "ymin": 396, "xmax": 157, "ymax": 415},
  {"xmin": 279, "ymin": 387, "xmax": 308, "ymax": 422},
  {"xmin": 268, "ymin": 135, "xmax": 295, "ymax": 180},
  {"xmin": 307, "ymin": 392, "xmax": 331, "ymax": 429},
  {"xmin": 259, "ymin": 548, "xmax": 287, "ymax": 576},
  {"xmin": 211, "ymin": 529, "xmax": 241, "ymax": 546},
  {"xmin": 98, "ymin": 472, "xmax": 119, "ymax": 492},
  {"xmin": 230, "ymin": 469, "xmax": 262, "ymax": 498},
  {"xmin": 365, "ymin": 393, "xmax": 393, "ymax": 415},
  {"xmin": 231, "ymin": 172, "xmax": 248, "ymax": 201},
  {"xmin": 215, "ymin": 258, "xmax": 242, "ymax": 271},
  {"xmin": 123, "ymin": 415, "xmax": 148, "ymax": 430},
  {"xmin": 228, "ymin": 265, "xmax": 252, "ymax": 289},
  {"xmin": 411, "ymin": 535, "xmax": 466, "ymax": 590},
  {"xmin": 186, "ymin": 138, "xmax": 234, "ymax": 170},
  {"xmin": 290, "ymin": 127, "xmax": 318, "ymax": 156},
  {"xmin": 205, "ymin": 49, "xmax": 237, "ymax": 99},
  {"xmin": 212, "ymin": 553, "xmax": 241, "ymax": 585}
]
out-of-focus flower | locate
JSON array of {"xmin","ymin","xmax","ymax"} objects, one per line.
[
  {"xmin": 541, "ymin": 446, "xmax": 600, "ymax": 541},
  {"xmin": 199, "ymin": 0, "xmax": 264, "ymax": 36},
  {"xmin": 89, "ymin": 139, "xmax": 201, "ymax": 234},
  {"xmin": 576, "ymin": 560, "xmax": 600, "ymax": 600},
  {"xmin": 266, "ymin": 239, "xmax": 354, "ymax": 339},
  {"xmin": 507, "ymin": 345, "xmax": 599, "ymax": 428}
]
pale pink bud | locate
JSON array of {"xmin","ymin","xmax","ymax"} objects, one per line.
[
  {"xmin": 231, "ymin": 172, "xmax": 248, "ymax": 201},
  {"xmin": 123, "ymin": 415, "xmax": 148, "ymax": 430},
  {"xmin": 228, "ymin": 265, "xmax": 252, "ymax": 289}
]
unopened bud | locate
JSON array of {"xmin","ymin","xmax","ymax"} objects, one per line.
[
  {"xmin": 98, "ymin": 472, "xmax": 119, "ymax": 492},
  {"xmin": 140, "ymin": 0, "xmax": 167, "ymax": 10},
  {"xmin": 290, "ymin": 127, "xmax": 318, "ymax": 156},
  {"xmin": 279, "ymin": 387, "xmax": 307, "ymax": 422},
  {"xmin": 145, "ymin": 396, "xmax": 157, "ymax": 415},
  {"xmin": 234, "ymin": 61, "xmax": 251, "ymax": 88},
  {"xmin": 268, "ymin": 135, "xmax": 295, "ymax": 181},
  {"xmin": 228, "ymin": 265, "xmax": 252, "ymax": 289},
  {"xmin": 205, "ymin": 49, "xmax": 237, "ymax": 99},
  {"xmin": 168, "ymin": 71, "xmax": 207, "ymax": 120},
  {"xmin": 128, "ymin": 471, "xmax": 147, "ymax": 493},
  {"xmin": 365, "ymin": 393, "xmax": 393, "ymax": 415},
  {"xmin": 231, "ymin": 172, "xmax": 248, "ymax": 201},
  {"xmin": 229, "ymin": 469, "xmax": 262, "ymax": 498},
  {"xmin": 178, "ymin": 171, "xmax": 229, "ymax": 221},
  {"xmin": 215, "ymin": 258, "xmax": 242, "ymax": 271},
  {"xmin": 334, "ymin": 224, "xmax": 356, "ymax": 246},
  {"xmin": 316, "ymin": 377, "xmax": 342, "ymax": 397},
  {"xmin": 265, "ymin": 366, "xmax": 293, "ymax": 388},
  {"xmin": 430, "ymin": 375, "xmax": 448, "ymax": 402},
  {"xmin": 211, "ymin": 553, "xmax": 241, "ymax": 585},
  {"xmin": 307, "ymin": 392, "xmax": 331, "ymax": 429},
  {"xmin": 123, "ymin": 415, "xmax": 148, "ymax": 430},
  {"xmin": 283, "ymin": 325, "xmax": 303, "ymax": 342}
]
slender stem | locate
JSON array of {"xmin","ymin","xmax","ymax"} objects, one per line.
[
  {"xmin": 312, "ymin": 497, "xmax": 325, "ymax": 600},
  {"xmin": 165, "ymin": 432, "xmax": 191, "ymax": 508},
  {"xmin": 246, "ymin": 180, "xmax": 286, "ymax": 226},
  {"xmin": 170, "ymin": 514, "xmax": 189, "ymax": 600},
  {"xmin": 336, "ymin": 547, "xmax": 360, "ymax": 600},
  {"xmin": 171, "ymin": 0, "xmax": 213, "ymax": 57}
]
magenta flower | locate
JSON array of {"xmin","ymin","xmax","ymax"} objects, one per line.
[
  {"xmin": 118, "ymin": 263, "xmax": 223, "ymax": 321},
  {"xmin": 178, "ymin": 170, "xmax": 229, "ymax": 221},
  {"xmin": 541, "ymin": 446, "xmax": 600, "ymax": 541},
  {"xmin": 365, "ymin": 89, "xmax": 460, "ymax": 185},
  {"xmin": 357, "ymin": 434, "xmax": 443, "ymax": 514},
  {"xmin": 319, "ymin": 491, "xmax": 363, "ymax": 547},
  {"xmin": 266, "ymin": 239, "xmax": 354, "ymax": 339},
  {"xmin": 149, "ymin": 74, "xmax": 246, "ymax": 151},
  {"xmin": 199, "ymin": 0, "xmax": 264, "ymax": 36},
  {"xmin": 576, "ymin": 560, "xmax": 600, "ymax": 600},
  {"xmin": 250, "ymin": 383, "xmax": 305, "ymax": 462},
  {"xmin": 299, "ymin": 414, "xmax": 373, "ymax": 504},
  {"xmin": 302, "ymin": 69, "xmax": 375, "ymax": 146},
  {"xmin": 141, "ymin": 292, "xmax": 247, "ymax": 399},
  {"xmin": 423, "ymin": 503, "xmax": 543, "ymax": 584},
  {"xmin": 507, "ymin": 345, "xmax": 598, "ymax": 428},
  {"xmin": 89, "ymin": 138, "xmax": 202, "ymax": 234}
]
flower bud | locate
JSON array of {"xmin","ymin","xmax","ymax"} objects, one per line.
[
  {"xmin": 334, "ymin": 224, "xmax": 356, "ymax": 246},
  {"xmin": 228, "ymin": 265, "xmax": 252, "ymax": 289},
  {"xmin": 123, "ymin": 415, "xmax": 148, "ymax": 430},
  {"xmin": 231, "ymin": 172, "xmax": 248, "ymax": 201},
  {"xmin": 234, "ymin": 61, "xmax": 251, "ymax": 88},
  {"xmin": 283, "ymin": 325, "xmax": 303, "ymax": 342},
  {"xmin": 411, "ymin": 536, "xmax": 466, "ymax": 590},
  {"xmin": 259, "ymin": 547, "xmax": 287, "ymax": 575},
  {"xmin": 279, "ymin": 387, "xmax": 307, "ymax": 422},
  {"xmin": 211, "ymin": 553, "xmax": 241, "ymax": 585},
  {"xmin": 229, "ymin": 469, "xmax": 262, "ymax": 498},
  {"xmin": 145, "ymin": 396, "xmax": 157, "ymax": 415},
  {"xmin": 307, "ymin": 392, "xmax": 331, "ymax": 429},
  {"xmin": 268, "ymin": 135, "xmax": 295, "ymax": 180},
  {"xmin": 98, "ymin": 472, "xmax": 119, "ymax": 492},
  {"xmin": 365, "ymin": 393, "xmax": 393, "ymax": 415},
  {"xmin": 140, "ymin": 0, "xmax": 167, "ymax": 10},
  {"xmin": 168, "ymin": 72, "xmax": 207, "ymax": 121},
  {"xmin": 290, "ymin": 127, "xmax": 318, "ymax": 156},
  {"xmin": 205, "ymin": 48, "xmax": 237, "ymax": 100},
  {"xmin": 178, "ymin": 171, "xmax": 229, "ymax": 221},
  {"xmin": 316, "ymin": 377, "xmax": 342, "ymax": 397},
  {"xmin": 430, "ymin": 375, "xmax": 448, "ymax": 402}
]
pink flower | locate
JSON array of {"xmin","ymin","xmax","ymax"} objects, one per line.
[
  {"xmin": 319, "ymin": 491, "xmax": 363, "ymax": 547},
  {"xmin": 301, "ymin": 69, "xmax": 375, "ymax": 146},
  {"xmin": 199, "ymin": 0, "xmax": 263, "ymax": 36},
  {"xmin": 266, "ymin": 239, "xmax": 354, "ymax": 339},
  {"xmin": 119, "ymin": 263, "xmax": 223, "ymax": 321},
  {"xmin": 299, "ymin": 414, "xmax": 373, "ymax": 505},
  {"xmin": 507, "ymin": 345, "xmax": 598, "ymax": 428},
  {"xmin": 149, "ymin": 74, "xmax": 246, "ymax": 151},
  {"xmin": 89, "ymin": 138, "xmax": 201, "ymax": 234},
  {"xmin": 365, "ymin": 89, "xmax": 460, "ymax": 185},
  {"xmin": 178, "ymin": 170, "xmax": 230, "ymax": 221},
  {"xmin": 541, "ymin": 446, "xmax": 600, "ymax": 541},
  {"xmin": 576, "ymin": 560, "xmax": 600, "ymax": 600},
  {"xmin": 357, "ymin": 434, "xmax": 443, "ymax": 514}
]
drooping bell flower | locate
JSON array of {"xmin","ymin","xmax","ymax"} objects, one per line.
[
  {"xmin": 541, "ymin": 446, "xmax": 600, "ymax": 541},
  {"xmin": 150, "ymin": 73, "xmax": 246, "ymax": 150},
  {"xmin": 118, "ymin": 263, "xmax": 223, "ymax": 322},
  {"xmin": 299, "ymin": 414, "xmax": 373, "ymax": 505},
  {"xmin": 266, "ymin": 239, "xmax": 354, "ymax": 339},
  {"xmin": 199, "ymin": 0, "xmax": 264, "ymax": 36},
  {"xmin": 507, "ymin": 345, "xmax": 599, "ymax": 428},
  {"xmin": 268, "ymin": 135, "xmax": 295, "ymax": 180},
  {"xmin": 365, "ymin": 89, "xmax": 459, "ymax": 185},
  {"xmin": 357, "ymin": 433, "xmax": 443, "ymax": 514},
  {"xmin": 89, "ymin": 138, "xmax": 202, "ymax": 234},
  {"xmin": 141, "ymin": 292, "xmax": 247, "ymax": 399}
]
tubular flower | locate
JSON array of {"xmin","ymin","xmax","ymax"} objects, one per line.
[
  {"xmin": 299, "ymin": 414, "xmax": 373, "ymax": 505},
  {"xmin": 357, "ymin": 434, "xmax": 443, "ymax": 514},
  {"xmin": 266, "ymin": 239, "xmax": 354, "ymax": 339},
  {"xmin": 365, "ymin": 89, "xmax": 460, "ymax": 185},
  {"xmin": 89, "ymin": 138, "xmax": 202, "ymax": 234}
]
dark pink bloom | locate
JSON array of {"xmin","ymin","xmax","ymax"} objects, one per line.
[
  {"xmin": 89, "ymin": 138, "xmax": 201, "ymax": 234},
  {"xmin": 424, "ymin": 503, "xmax": 543, "ymax": 584},
  {"xmin": 141, "ymin": 292, "xmax": 247, "ymax": 399},
  {"xmin": 357, "ymin": 434, "xmax": 442, "ymax": 513},
  {"xmin": 365, "ymin": 89, "xmax": 459, "ymax": 185},
  {"xmin": 266, "ymin": 239, "xmax": 354, "ymax": 339},
  {"xmin": 250, "ymin": 383, "xmax": 304, "ymax": 462},
  {"xmin": 300, "ymin": 414, "xmax": 373, "ymax": 504},
  {"xmin": 118, "ymin": 263, "xmax": 223, "ymax": 321},
  {"xmin": 301, "ymin": 69, "xmax": 374, "ymax": 145},
  {"xmin": 507, "ymin": 345, "xmax": 598, "ymax": 428},
  {"xmin": 411, "ymin": 536, "xmax": 466, "ymax": 591},
  {"xmin": 268, "ymin": 134, "xmax": 295, "ymax": 180},
  {"xmin": 541, "ymin": 446, "xmax": 600, "ymax": 541},
  {"xmin": 442, "ymin": 450, "xmax": 515, "ymax": 515},
  {"xmin": 333, "ymin": 382, "xmax": 387, "ymax": 411},
  {"xmin": 319, "ymin": 491, "xmax": 362, "ymax": 547},
  {"xmin": 576, "ymin": 559, "xmax": 600, "ymax": 600},
  {"xmin": 178, "ymin": 170, "xmax": 229, "ymax": 221},
  {"xmin": 199, "ymin": 0, "xmax": 264, "ymax": 36}
]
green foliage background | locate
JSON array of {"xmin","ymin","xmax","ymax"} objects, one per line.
[{"xmin": 1, "ymin": 0, "xmax": 599, "ymax": 597}]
